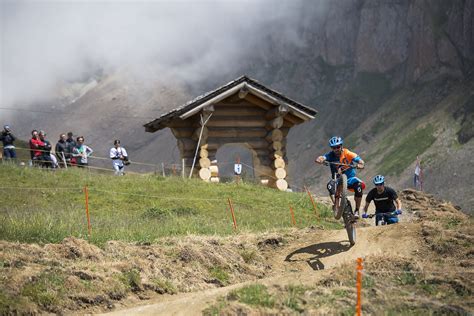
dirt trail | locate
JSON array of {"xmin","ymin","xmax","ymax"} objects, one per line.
[
  {"xmin": 103, "ymin": 223, "xmax": 420, "ymax": 316},
  {"xmin": 3, "ymin": 189, "xmax": 470, "ymax": 315}
]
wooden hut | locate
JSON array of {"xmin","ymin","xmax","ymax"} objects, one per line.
[{"xmin": 144, "ymin": 76, "xmax": 317, "ymax": 190}]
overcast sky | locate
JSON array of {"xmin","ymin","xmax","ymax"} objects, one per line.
[{"xmin": 1, "ymin": 0, "xmax": 312, "ymax": 110}]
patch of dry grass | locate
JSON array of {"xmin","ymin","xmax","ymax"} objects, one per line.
[{"xmin": 0, "ymin": 230, "xmax": 298, "ymax": 314}]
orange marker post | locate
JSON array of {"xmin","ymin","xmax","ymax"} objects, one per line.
[
  {"xmin": 356, "ymin": 257, "xmax": 363, "ymax": 316},
  {"xmin": 289, "ymin": 204, "xmax": 296, "ymax": 226},
  {"xmin": 228, "ymin": 198, "xmax": 237, "ymax": 231},
  {"xmin": 84, "ymin": 185, "xmax": 92, "ymax": 236},
  {"xmin": 304, "ymin": 186, "xmax": 319, "ymax": 218}
]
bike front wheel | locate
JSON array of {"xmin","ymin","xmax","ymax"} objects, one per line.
[
  {"xmin": 343, "ymin": 202, "xmax": 356, "ymax": 246},
  {"xmin": 336, "ymin": 174, "xmax": 348, "ymax": 220}
]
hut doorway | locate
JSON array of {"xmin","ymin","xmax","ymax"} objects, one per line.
[{"xmin": 215, "ymin": 143, "xmax": 255, "ymax": 182}]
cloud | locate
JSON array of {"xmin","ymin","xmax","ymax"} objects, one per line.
[{"xmin": 1, "ymin": 0, "xmax": 310, "ymax": 109}]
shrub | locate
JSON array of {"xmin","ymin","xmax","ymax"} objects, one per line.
[
  {"xmin": 229, "ymin": 284, "xmax": 275, "ymax": 308},
  {"xmin": 119, "ymin": 269, "xmax": 141, "ymax": 292},
  {"xmin": 209, "ymin": 267, "xmax": 230, "ymax": 285},
  {"xmin": 21, "ymin": 270, "xmax": 66, "ymax": 309}
]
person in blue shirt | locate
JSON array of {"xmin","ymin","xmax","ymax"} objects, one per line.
[{"xmin": 316, "ymin": 136, "xmax": 365, "ymax": 218}]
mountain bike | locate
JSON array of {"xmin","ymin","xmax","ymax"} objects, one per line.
[
  {"xmin": 362, "ymin": 210, "xmax": 402, "ymax": 226},
  {"xmin": 319, "ymin": 161, "xmax": 360, "ymax": 246}
]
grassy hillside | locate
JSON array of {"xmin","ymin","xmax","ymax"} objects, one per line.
[
  {"xmin": 355, "ymin": 77, "xmax": 474, "ymax": 211},
  {"xmin": 298, "ymin": 76, "xmax": 474, "ymax": 213},
  {"xmin": 0, "ymin": 164, "xmax": 336, "ymax": 247}
]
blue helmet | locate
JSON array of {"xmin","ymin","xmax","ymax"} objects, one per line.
[
  {"xmin": 373, "ymin": 175, "xmax": 385, "ymax": 185},
  {"xmin": 329, "ymin": 136, "xmax": 343, "ymax": 147}
]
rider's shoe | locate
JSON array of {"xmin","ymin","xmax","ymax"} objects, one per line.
[{"xmin": 353, "ymin": 209, "xmax": 360, "ymax": 220}]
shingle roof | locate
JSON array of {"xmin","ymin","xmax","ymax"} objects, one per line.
[{"xmin": 144, "ymin": 75, "xmax": 317, "ymax": 132}]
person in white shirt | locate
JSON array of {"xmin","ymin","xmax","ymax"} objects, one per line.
[
  {"xmin": 110, "ymin": 139, "xmax": 128, "ymax": 176},
  {"xmin": 414, "ymin": 156, "xmax": 421, "ymax": 190}
]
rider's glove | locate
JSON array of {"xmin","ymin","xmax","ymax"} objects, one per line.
[
  {"xmin": 350, "ymin": 162, "xmax": 363, "ymax": 169},
  {"xmin": 362, "ymin": 213, "xmax": 368, "ymax": 219},
  {"xmin": 394, "ymin": 209, "xmax": 402, "ymax": 215}
]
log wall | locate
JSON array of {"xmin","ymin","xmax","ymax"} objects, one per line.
[{"xmin": 165, "ymin": 93, "xmax": 298, "ymax": 190}]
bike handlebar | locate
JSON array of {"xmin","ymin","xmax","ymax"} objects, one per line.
[
  {"xmin": 320, "ymin": 161, "xmax": 363, "ymax": 169},
  {"xmin": 363, "ymin": 210, "xmax": 402, "ymax": 218}
]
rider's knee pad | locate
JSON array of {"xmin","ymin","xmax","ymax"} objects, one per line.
[
  {"xmin": 326, "ymin": 180, "xmax": 336, "ymax": 195},
  {"xmin": 354, "ymin": 183, "xmax": 363, "ymax": 198}
]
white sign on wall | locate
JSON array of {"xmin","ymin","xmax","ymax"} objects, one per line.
[{"xmin": 234, "ymin": 163, "xmax": 242, "ymax": 175}]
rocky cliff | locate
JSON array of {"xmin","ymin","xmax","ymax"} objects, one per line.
[{"xmin": 232, "ymin": 0, "xmax": 474, "ymax": 212}]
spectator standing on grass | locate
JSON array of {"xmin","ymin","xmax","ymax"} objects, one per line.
[
  {"xmin": 29, "ymin": 130, "xmax": 45, "ymax": 165},
  {"xmin": 66, "ymin": 131, "xmax": 77, "ymax": 165},
  {"xmin": 39, "ymin": 131, "xmax": 56, "ymax": 168},
  {"xmin": 0, "ymin": 125, "xmax": 17, "ymax": 160},
  {"xmin": 55, "ymin": 133, "xmax": 68, "ymax": 167},
  {"xmin": 110, "ymin": 139, "xmax": 128, "ymax": 176},
  {"xmin": 72, "ymin": 136, "xmax": 93, "ymax": 168}
]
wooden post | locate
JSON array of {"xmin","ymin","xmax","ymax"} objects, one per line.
[
  {"xmin": 356, "ymin": 257, "xmax": 363, "ymax": 316},
  {"xmin": 228, "ymin": 198, "xmax": 237, "ymax": 231},
  {"xmin": 84, "ymin": 186, "xmax": 91, "ymax": 236},
  {"xmin": 182, "ymin": 158, "xmax": 185, "ymax": 178},
  {"xmin": 189, "ymin": 113, "xmax": 213, "ymax": 178},
  {"xmin": 289, "ymin": 204, "xmax": 296, "ymax": 226},
  {"xmin": 161, "ymin": 162, "xmax": 165, "ymax": 177},
  {"xmin": 304, "ymin": 186, "xmax": 319, "ymax": 218},
  {"xmin": 61, "ymin": 152, "xmax": 68, "ymax": 169}
]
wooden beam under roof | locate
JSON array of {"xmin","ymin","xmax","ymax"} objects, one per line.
[{"xmin": 206, "ymin": 116, "xmax": 267, "ymax": 128}]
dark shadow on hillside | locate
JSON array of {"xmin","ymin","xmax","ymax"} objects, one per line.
[{"xmin": 285, "ymin": 241, "xmax": 351, "ymax": 271}]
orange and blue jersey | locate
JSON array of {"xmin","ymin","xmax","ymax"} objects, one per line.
[{"xmin": 324, "ymin": 148, "xmax": 364, "ymax": 188}]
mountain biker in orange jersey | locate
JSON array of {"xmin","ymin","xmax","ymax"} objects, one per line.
[{"xmin": 315, "ymin": 136, "xmax": 365, "ymax": 219}]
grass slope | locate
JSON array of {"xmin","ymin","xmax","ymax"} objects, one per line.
[
  {"xmin": 379, "ymin": 124, "xmax": 436, "ymax": 176},
  {"xmin": 340, "ymin": 77, "xmax": 472, "ymax": 187},
  {"xmin": 0, "ymin": 164, "xmax": 336, "ymax": 247}
]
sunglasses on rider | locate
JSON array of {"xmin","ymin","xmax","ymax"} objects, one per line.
[{"xmin": 331, "ymin": 145, "xmax": 341, "ymax": 150}]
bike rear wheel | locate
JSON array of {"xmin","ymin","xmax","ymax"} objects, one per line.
[
  {"xmin": 343, "ymin": 201, "xmax": 356, "ymax": 246},
  {"xmin": 336, "ymin": 174, "xmax": 348, "ymax": 220}
]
